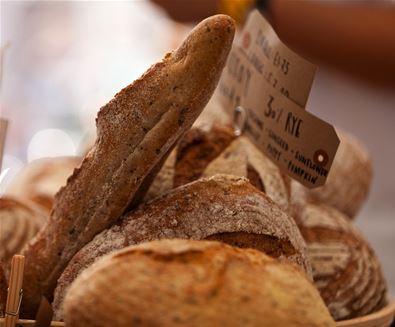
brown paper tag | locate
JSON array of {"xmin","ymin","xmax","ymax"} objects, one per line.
[
  {"xmin": 0, "ymin": 118, "xmax": 8, "ymax": 172},
  {"xmin": 218, "ymin": 11, "xmax": 339, "ymax": 188},
  {"xmin": 236, "ymin": 10, "xmax": 316, "ymax": 107}
]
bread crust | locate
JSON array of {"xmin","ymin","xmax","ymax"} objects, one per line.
[
  {"xmin": 5, "ymin": 157, "xmax": 80, "ymax": 212},
  {"xmin": 53, "ymin": 174, "xmax": 311, "ymax": 319},
  {"xmin": 19, "ymin": 15, "xmax": 235, "ymax": 316},
  {"xmin": 172, "ymin": 127, "xmax": 292, "ymax": 212},
  {"xmin": 298, "ymin": 204, "xmax": 387, "ymax": 320},
  {"xmin": 63, "ymin": 239, "xmax": 334, "ymax": 327},
  {"xmin": 0, "ymin": 197, "xmax": 47, "ymax": 264},
  {"xmin": 306, "ymin": 130, "xmax": 372, "ymax": 218}
]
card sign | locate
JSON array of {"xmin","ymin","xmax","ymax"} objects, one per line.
[{"xmin": 218, "ymin": 10, "xmax": 339, "ymax": 188}]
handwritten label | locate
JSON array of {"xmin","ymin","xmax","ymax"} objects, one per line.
[
  {"xmin": 0, "ymin": 118, "xmax": 7, "ymax": 171},
  {"xmin": 218, "ymin": 10, "xmax": 339, "ymax": 188},
  {"xmin": 238, "ymin": 10, "xmax": 316, "ymax": 107}
]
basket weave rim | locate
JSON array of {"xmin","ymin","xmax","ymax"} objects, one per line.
[{"xmin": 336, "ymin": 300, "xmax": 395, "ymax": 327}]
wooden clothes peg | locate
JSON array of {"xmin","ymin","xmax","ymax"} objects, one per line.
[{"xmin": 4, "ymin": 255, "xmax": 24, "ymax": 327}]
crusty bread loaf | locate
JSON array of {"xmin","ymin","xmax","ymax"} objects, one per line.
[
  {"xmin": 0, "ymin": 197, "xmax": 47, "ymax": 263},
  {"xmin": 306, "ymin": 130, "xmax": 372, "ymax": 218},
  {"xmin": 19, "ymin": 15, "xmax": 235, "ymax": 317},
  {"xmin": 171, "ymin": 126, "xmax": 372, "ymax": 220},
  {"xmin": 173, "ymin": 127, "xmax": 292, "ymax": 212},
  {"xmin": 174, "ymin": 125, "xmax": 236, "ymax": 187},
  {"xmin": 63, "ymin": 239, "xmax": 334, "ymax": 327},
  {"xmin": 53, "ymin": 174, "xmax": 311, "ymax": 320},
  {"xmin": 6, "ymin": 157, "xmax": 80, "ymax": 212},
  {"xmin": 202, "ymin": 136, "xmax": 291, "ymax": 212},
  {"xmin": 146, "ymin": 124, "xmax": 236, "ymax": 201},
  {"xmin": 297, "ymin": 204, "xmax": 387, "ymax": 320}
]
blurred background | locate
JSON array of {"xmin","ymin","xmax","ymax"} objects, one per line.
[{"xmin": 1, "ymin": 0, "xmax": 394, "ymax": 295}]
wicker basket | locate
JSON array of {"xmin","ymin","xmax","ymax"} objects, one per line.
[{"xmin": 336, "ymin": 300, "xmax": 395, "ymax": 327}]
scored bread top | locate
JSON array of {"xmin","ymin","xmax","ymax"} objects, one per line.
[
  {"xmin": 63, "ymin": 239, "xmax": 334, "ymax": 327},
  {"xmin": 0, "ymin": 197, "xmax": 47, "ymax": 264},
  {"xmin": 53, "ymin": 174, "xmax": 311, "ymax": 319},
  {"xmin": 298, "ymin": 204, "xmax": 387, "ymax": 320}
]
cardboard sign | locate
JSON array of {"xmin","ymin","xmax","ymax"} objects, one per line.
[
  {"xmin": 238, "ymin": 10, "xmax": 316, "ymax": 107},
  {"xmin": 218, "ymin": 10, "xmax": 339, "ymax": 188}
]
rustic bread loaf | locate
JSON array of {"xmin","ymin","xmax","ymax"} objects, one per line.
[
  {"xmin": 63, "ymin": 239, "xmax": 334, "ymax": 327},
  {"xmin": 0, "ymin": 197, "xmax": 47, "ymax": 263},
  {"xmin": 297, "ymin": 204, "xmax": 387, "ymax": 320},
  {"xmin": 173, "ymin": 126, "xmax": 292, "ymax": 212},
  {"xmin": 53, "ymin": 174, "xmax": 311, "ymax": 319},
  {"xmin": 306, "ymin": 130, "xmax": 372, "ymax": 218},
  {"xmin": 172, "ymin": 126, "xmax": 372, "ymax": 220},
  {"xmin": 6, "ymin": 157, "xmax": 80, "ymax": 212},
  {"xmin": 19, "ymin": 15, "xmax": 235, "ymax": 317},
  {"xmin": 173, "ymin": 125, "xmax": 236, "ymax": 187}
]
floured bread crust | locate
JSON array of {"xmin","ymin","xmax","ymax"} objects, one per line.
[
  {"xmin": 0, "ymin": 197, "xmax": 47, "ymax": 264},
  {"xmin": 298, "ymin": 204, "xmax": 387, "ymax": 320},
  {"xmin": 19, "ymin": 14, "xmax": 235, "ymax": 316},
  {"xmin": 53, "ymin": 174, "xmax": 311, "ymax": 319},
  {"xmin": 63, "ymin": 239, "xmax": 334, "ymax": 327},
  {"xmin": 6, "ymin": 157, "xmax": 81, "ymax": 212}
]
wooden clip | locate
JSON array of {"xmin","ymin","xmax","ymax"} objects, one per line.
[{"xmin": 4, "ymin": 255, "xmax": 25, "ymax": 327}]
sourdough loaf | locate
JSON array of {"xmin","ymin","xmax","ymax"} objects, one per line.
[
  {"xmin": 173, "ymin": 127, "xmax": 293, "ymax": 213},
  {"xmin": 297, "ymin": 204, "xmax": 387, "ymax": 320},
  {"xmin": 53, "ymin": 174, "xmax": 311, "ymax": 319},
  {"xmin": 170, "ymin": 126, "xmax": 372, "ymax": 220},
  {"xmin": 174, "ymin": 125, "xmax": 236, "ymax": 187},
  {"xmin": 0, "ymin": 197, "xmax": 47, "ymax": 263},
  {"xmin": 6, "ymin": 157, "xmax": 80, "ymax": 212},
  {"xmin": 19, "ymin": 15, "xmax": 235, "ymax": 316},
  {"xmin": 63, "ymin": 239, "xmax": 334, "ymax": 327},
  {"xmin": 306, "ymin": 130, "xmax": 372, "ymax": 218}
]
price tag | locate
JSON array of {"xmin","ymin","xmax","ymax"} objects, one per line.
[
  {"xmin": 238, "ymin": 10, "xmax": 316, "ymax": 107},
  {"xmin": 218, "ymin": 10, "xmax": 339, "ymax": 188}
]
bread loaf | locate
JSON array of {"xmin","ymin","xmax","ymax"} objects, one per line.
[
  {"xmin": 53, "ymin": 174, "xmax": 311, "ymax": 319},
  {"xmin": 306, "ymin": 130, "xmax": 372, "ymax": 218},
  {"xmin": 173, "ymin": 127, "xmax": 292, "ymax": 212},
  {"xmin": 63, "ymin": 239, "xmax": 334, "ymax": 327},
  {"xmin": 0, "ymin": 197, "xmax": 47, "ymax": 263},
  {"xmin": 174, "ymin": 125, "xmax": 236, "ymax": 187},
  {"xmin": 6, "ymin": 157, "xmax": 80, "ymax": 212},
  {"xmin": 19, "ymin": 15, "xmax": 235, "ymax": 316},
  {"xmin": 170, "ymin": 126, "xmax": 372, "ymax": 220},
  {"xmin": 297, "ymin": 204, "xmax": 387, "ymax": 320}
]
